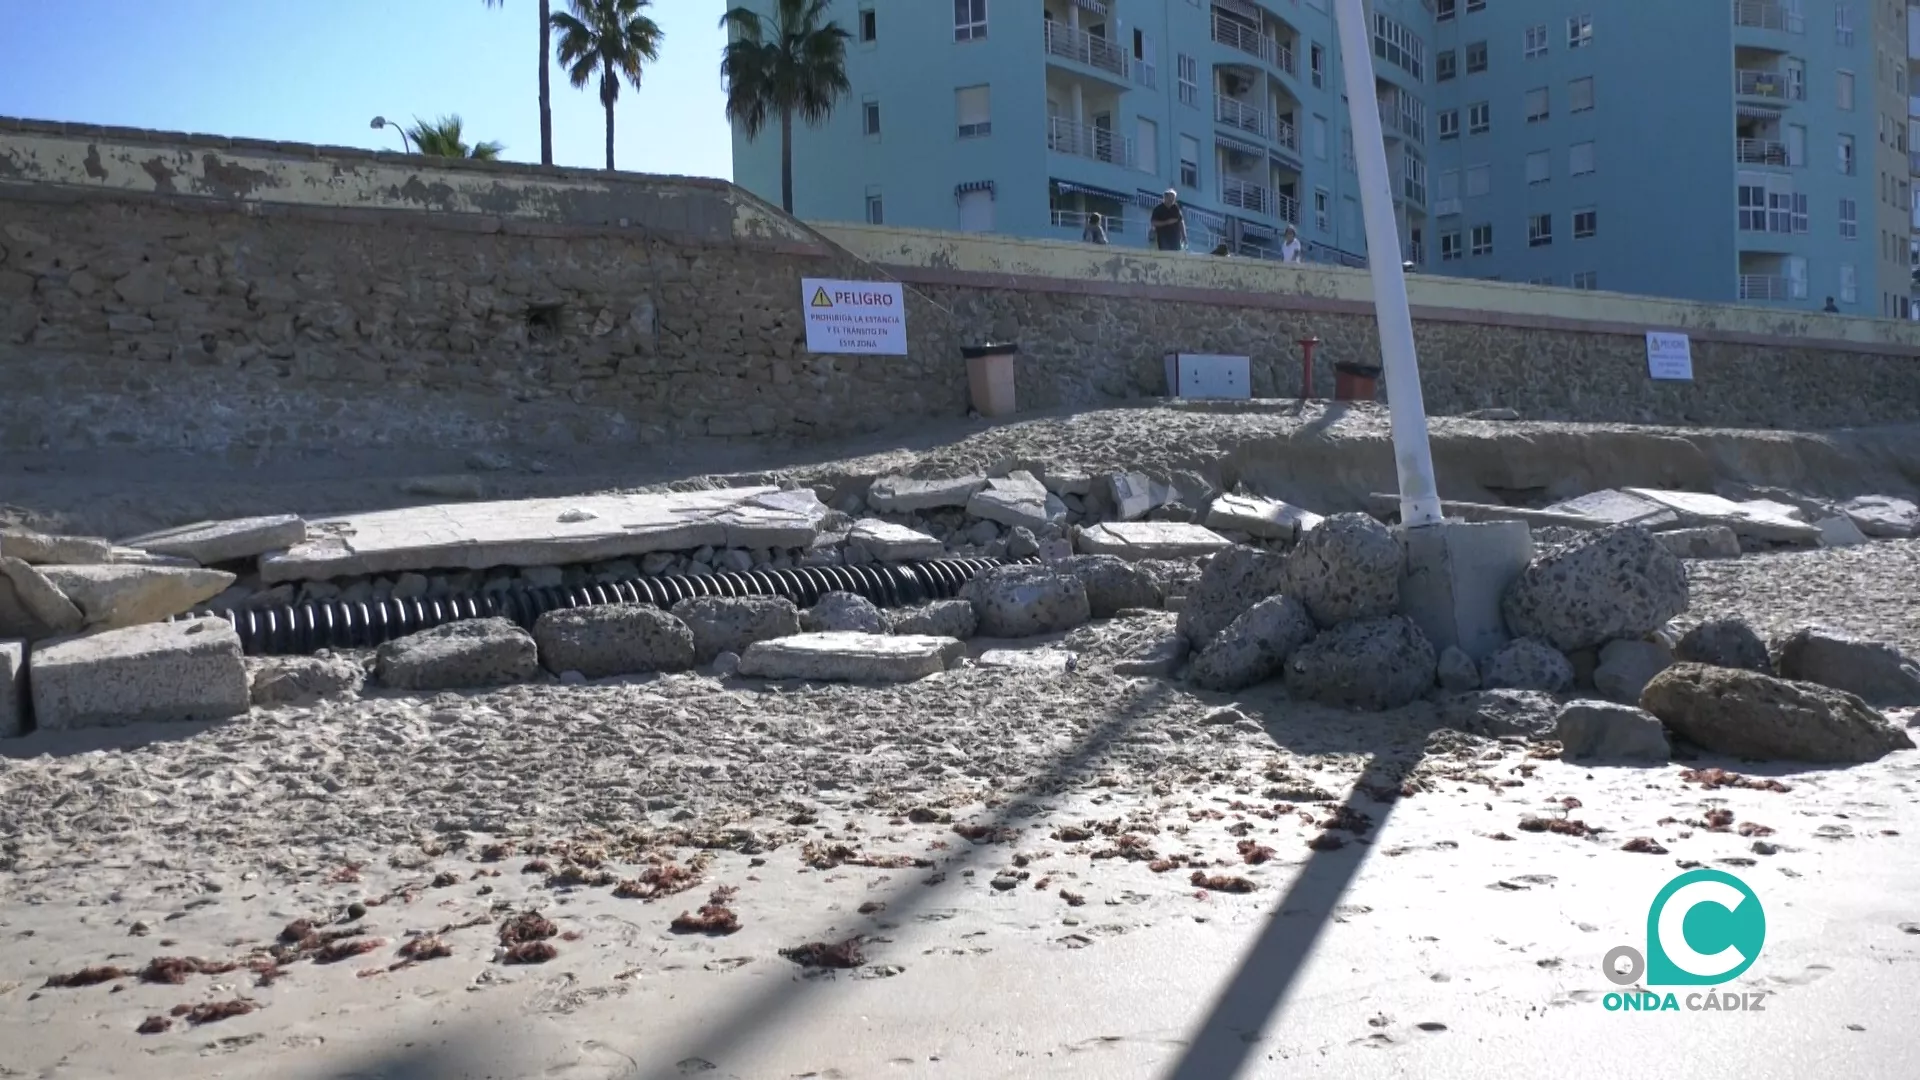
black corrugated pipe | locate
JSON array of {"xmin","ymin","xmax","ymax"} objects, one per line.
[{"xmin": 173, "ymin": 555, "xmax": 1035, "ymax": 656}]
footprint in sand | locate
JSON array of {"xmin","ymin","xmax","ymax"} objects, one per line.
[
  {"xmin": 703, "ymin": 957, "xmax": 753, "ymax": 972},
  {"xmin": 1900, "ymin": 923, "xmax": 1920, "ymax": 935},
  {"xmin": 1415, "ymin": 1022, "xmax": 1448, "ymax": 1033},
  {"xmin": 1059, "ymin": 933, "xmax": 1096, "ymax": 949},
  {"xmin": 1769, "ymin": 964, "xmax": 1834, "ymax": 988},
  {"xmin": 1350, "ymin": 1032, "xmax": 1396, "ymax": 1049},
  {"xmin": 672, "ymin": 1059, "xmax": 717, "ymax": 1075},
  {"xmin": 1814, "ymin": 824, "xmax": 1854, "ymax": 841},
  {"xmin": 917, "ymin": 909, "xmax": 958, "ymax": 923},
  {"xmin": 1512, "ymin": 874, "xmax": 1557, "ymax": 886},
  {"xmin": 544, "ymin": 1041, "xmax": 643, "ymax": 1078}
]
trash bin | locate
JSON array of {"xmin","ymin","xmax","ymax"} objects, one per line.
[
  {"xmin": 1333, "ymin": 360, "xmax": 1382, "ymax": 402},
  {"xmin": 962, "ymin": 342, "xmax": 1020, "ymax": 418}
]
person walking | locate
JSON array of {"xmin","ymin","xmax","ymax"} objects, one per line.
[
  {"xmin": 1150, "ymin": 188, "xmax": 1187, "ymax": 253},
  {"xmin": 1280, "ymin": 224, "xmax": 1303, "ymax": 263},
  {"xmin": 1082, "ymin": 212, "xmax": 1110, "ymax": 245}
]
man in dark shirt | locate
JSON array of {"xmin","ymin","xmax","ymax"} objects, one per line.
[{"xmin": 1150, "ymin": 189, "xmax": 1186, "ymax": 252}]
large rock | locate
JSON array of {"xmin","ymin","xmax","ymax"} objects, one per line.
[
  {"xmin": 247, "ymin": 654, "xmax": 366, "ymax": 707},
  {"xmin": 1, "ymin": 640, "xmax": 22, "ymax": 737},
  {"xmin": 1640, "ymin": 663, "xmax": 1914, "ymax": 763},
  {"xmin": 1057, "ymin": 555, "xmax": 1161, "ymax": 619},
  {"xmin": 0, "ymin": 557, "xmax": 84, "ymax": 635},
  {"xmin": 802, "ymin": 592, "xmax": 889, "ymax": 635},
  {"xmin": 966, "ymin": 472, "xmax": 1058, "ymax": 532},
  {"xmin": 737, "ymin": 632, "xmax": 960, "ymax": 683},
  {"xmin": 1284, "ymin": 512, "xmax": 1403, "ymax": 628},
  {"xmin": 0, "ymin": 528, "xmax": 114, "ymax": 566},
  {"xmin": 1842, "ymin": 495, "xmax": 1919, "ymax": 539},
  {"xmin": 1592, "ymin": 638, "xmax": 1674, "ymax": 704},
  {"xmin": 30, "ymin": 618, "xmax": 251, "ymax": 730},
  {"xmin": 1188, "ymin": 595, "xmax": 1316, "ymax": 692},
  {"xmin": 1176, "ymin": 546, "xmax": 1289, "ymax": 650},
  {"xmin": 1772, "ymin": 627, "xmax": 1920, "ymax": 706},
  {"xmin": 961, "ymin": 563, "xmax": 1090, "ymax": 638},
  {"xmin": 846, "ymin": 519, "xmax": 944, "ymax": 562},
  {"xmin": 1501, "ymin": 525, "xmax": 1689, "ymax": 652},
  {"xmin": 887, "ymin": 599, "xmax": 977, "ymax": 640},
  {"xmin": 1654, "ymin": 526, "xmax": 1742, "ymax": 560},
  {"xmin": 533, "ymin": 603, "xmax": 695, "ymax": 679},
  {"xmin": 1554, "ymin": 700, "xmax": 1671, "ymax": 761},
  {"xmin": 1436, "ymin": 645, "xmax": 1481, "ymax": 692},
  {"xmin": 36, "ymin": 564, "xmax": 236, "ymax": 631},
  {"xmin": 1673, "ymin": 617, "xmax": 1772, "ymax": 673},
  {"xmin": 1204, "ymin": 493, "xmax": 1324, "ymax": 543},
  {"xmin": 1439, "ymin": 689, "xmax": 1560, "ymax": 739},
  {"xmin": 1480, "ymin": 637, "xmax": 1575, "ymax": 693},
  {"xmin": 1075, "ymin": 522, "xmax": 1231, "ymax": 560},
  {"xmin": 121, "ymin": 514, "xmax": 308, "ymax": 565},
  {"xmin": 865, "ymin": 475, "xmax": 985, "ymax": 513},
  {"xmin": 670, "ymin": 596, "xmax": 803, "ymax": 665},
  {"xmin": 1283, "ymin": 616, "xmax": 1436, "ymax": 711},
  {"xmin": 374, "ymin": 618, "xmax": 540, "ymax": 692}
]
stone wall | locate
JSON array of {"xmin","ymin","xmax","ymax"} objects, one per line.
[{"xmin": 4, "ymin": 118, "xmax": 1920, "ymax": 456}]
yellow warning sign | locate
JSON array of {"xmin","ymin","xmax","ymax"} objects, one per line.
[{"xmin": 810, "ymin": 287, "xmax": 834, "ymax": 308}]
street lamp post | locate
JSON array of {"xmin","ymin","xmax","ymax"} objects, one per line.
[{"xmin": 369, "ymin": 116, "xmax": 414, "ymax": 154}]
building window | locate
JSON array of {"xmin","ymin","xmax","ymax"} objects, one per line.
[
  {"xmin": 1529, "ymin": 213, "xmax": 1552, "ymax": 247},
  {"xmin": 1836, "ymin": 4, "xmax": 1855, "ymax": 45},
  {"xmin": 1314, "ymin": 189, "xmax": 1330, "ymax": 232},
  {"xmin": 1573, "ymin": 207, "xmax": 1596, "ymax": 238},
  {"xmin": 1466, "ymin": 41, "xmax": 1488, "ymax": 73},
  {"xmin": 1738, "ymin": 179, "xmax": 1767, "ymax": 231},
  {"xmin": 1569, "ymin": 76, "xmax": 1594, "ymax": 112},
  {"xmin": 1441, "ymin": 231, "xmax": 1462, "ymax": 260},
  {"xmin": 1570, "ymin": 140, "xmax": 1595, "ymax": 175},
  {"xmin": 859, "ymin": 8, "xmax": 876, "ymax": 42},
  {"xmin": 1438, "ymin": 168, "xmax": 1460, "ymax": 207},
  {"xmin": 865, "ymin": 193, "xmax": 884, "ymax": 224},
  {"xmin": 954, "ymin": 0, "xmax": 987, "ymax": 42},
  {"xmin": 1836, "ymin": 70, "xmax": 1854, "ymax": 110},
  {"xmin": 1840, "ymin": 197, "xmax": 1858, "ymax": 238},
  {"xmin": 1372, "ymin": 13, "xmax": 1426, "ymax": 81},
  {"xmin": 1526, "ymin": 150, "xmax": 1550, "ymax": 184},
  {"xmin": 1438, "ymin": 109, "xmax": 1459, "ymax": 139},
  {"xmin": 1840, "ymin": 263, "xmax": 1858, "ymax": 303},
  {"xmin": 956, "ymin": 85, "xmax": 991, "ymax": 138},
  {"xmin": 1469, "ymin": 101, "xmax": 1490, "ymax": 134},
  {"xmin": 1137, "ymin": 116, "xmax": 1158, "ymax": 174},
  {"xmin": 1437, "ymin": 50, "xmax": 1457, "ymax": 81},
  {"xmin": 1466, "ymin": 163, "xmax": 1491, "ymax": 197},
  {"xmin": 863, "ymin": 100, "xmax": 881, "ymax": 136},
  {"xmin": 1789, "ymin": 192, "xmax": 1808, "ymax": 234},
  {"xmin": 1179, "ymin": 134, "xmax": 1199, "ymax": 188},
  {"xmin": 1470, "ymin": 223, "xmax": 1493, "ymax": 255},
  {"xmin": 1525, "ymin": 87, "xmax": 1548, "ymax": 122},
  {"xmin": 1311, "ymin": 114, "xmax": 1328, "ymax": 159},
  {"xmin": 1572, "ymin": 270, "xmax": 1598, "ymax": 290},
  {"xmin": 1567, "ymin": 14, "xmax": 1592, "ymax": 48},
  {"xmin": 1177, "ymin": 54, "xmax": 1198, "ymax": 106},
  {"xmin": 1529, "ymin": 275, "xmax": 1556, "ymax": 286},
  {"xmin": 1838, "ymin": 134, "xmax": 1855, "ymax": 175},
  {"xmin": 1438, "ymin": 0, "xmax": 1457, "ymax": 20},
  {"xmin": 1524, "ymin": 24, "xmax": 1547, "ymax": 58},
  {"xmin": 1311, "ymin": 44, "xmax": 1325, "ymax": 88}
]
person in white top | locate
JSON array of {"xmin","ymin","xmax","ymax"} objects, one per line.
[{"xmin": 1280, "ymin": 224, "xmax": 1303, "ymax": 263}]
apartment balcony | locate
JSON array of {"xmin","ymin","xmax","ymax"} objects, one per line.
[
  {"xmin": 1212, "ymin": 12, "xmax": 1295, "ymax": 75},
  {"xmin": 1737, "ymin": 138, "xmax": 1791, "ymax": 165},
  {"xmin": 1735, "ymin": 68, "xmax": 1791, "ymax": 100},
  {"xmin": 1051, "ymin": 209, "xmax": 1128, "ymax": 237},
  {"xmin": 1732, "ymin": 0, "xmax": 1803, "ymax": 33},
  {"xmin": 1044, "ymin": 21, "xmax": 1130, "ymax": 82},
  {"xmin": 1399, "ymin": 174, "xmax": 1427, "ymax": 209},
  {"xmin": 1215, "ymin": 96, "xmax": 1270, "ymax": 140},
  {"xmin": 1377, "ymin": 101, "xmax": 1402, "ymax": 141},
  {"xmin": 1738, "ymin": 273, "xmax": 1793, "ymax": 301},
  {"xmin": 1274, "ymin": 117, "xmax": 1300, "ymax": 156},
  {"xmin": 1276, "ymin": 191, "xmax": 1300, "ymax": 225},
  {"xmin": 1222, "ymin": 176, "xmax": 1278, "ymax": 217},
  {"xmin": 1047, "ymin": 116, "xmax": 1137, "ymax": 168},
  {"xmin": 1434, "ymin": 196, "xmax": 1463, "ymax": 217}
]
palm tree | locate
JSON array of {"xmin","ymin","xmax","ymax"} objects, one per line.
[
  {"xmin": 406, "ymin": 115, "xmax": 507, "ymax": 160},
  {"xmin": 550, "ymin": 0, "xmax": 663, "ymax": 171},
  {"xmin": 720, "ymin": 0, "xmax": 851, "ymax": 215},
  {"xmin": 482, "ymin": 0, "xmax": 555, "ymax": 166}
]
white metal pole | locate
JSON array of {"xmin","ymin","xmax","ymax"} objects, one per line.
[{"xmin": 1332, "ymin": 0, "xmax": 1443, "ymax": 528}]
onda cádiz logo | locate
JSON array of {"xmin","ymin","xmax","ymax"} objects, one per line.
[{"xmin": 1599, "ymin": 868, "xmax": 1770, "ymax": 1014}]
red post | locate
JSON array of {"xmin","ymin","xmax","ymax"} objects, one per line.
[{"xmin": 1297, "ymin": 336, "xmax": 1320, "ymax": 400}]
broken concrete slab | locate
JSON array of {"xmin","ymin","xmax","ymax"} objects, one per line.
[
  {"xmin": 1204, "ymin": 493, "xmax": 1324, "ymax": 542},
  {"xmin": 1106, "ymin": 472, "xmax": 1173, "ymax": 522},
  {"xmin": 736, "ymin": 632, "xmax": 961, "ymax": 683},
  {"xmin": 1654, "ymin": 526, "xmax": 1742, "ymax": 560},
  {"xmin": 106, "ymin": 547, "xmax": 202, "ymax": 568},
  {"xmin": 1843, "ymin": 495, "xmax": 1920, "ymax": 538},
  {"xmin": 1, "ymin": 640, "xmax": 21, "ymax": 738},
  {"xmin": 37, "ymin": 564, "xmax": 236, "ymax": 631},
  {"xmin": 1076, "ymin": 522, "xmax": 1232, "ymax": 561},
  {"xmin": 847, "ymin": 519, "xmax": 945, "ymax": 562},
  {"xmin": 0, "ymin": 557, "xmax": 85, "ymax": 635},
  {"xmin": 121, "ymin": 514, "xmax": 308, "ymax": 565},
  {"xmin": 1815, "ymin": 515, "xmax": 1869, "ymax": 548},
  {"xmin": 1619, "ymin": 489, "xmax": 1821, "ymax": 544},
  {"xmin": 966, "ymin": 472, "xmax": 1056, "ymax": 532},
  {"xmin": 30, "ymin": 618, "xmax": 251, "ymax": 731},
  {"xmin": 865, "ymin": 475, "xmax": 986, "ymax": 513},
  {"xmin": 257, "ymin": 487, "xmax": 818, "ymax": 583},
  {"xmin": 1542, "ymin": 490, "xmax": 1682, "ymax": 530},
  {"xmin": 0, "ymin": 528, "xmax": 114, "ymax": 566}
]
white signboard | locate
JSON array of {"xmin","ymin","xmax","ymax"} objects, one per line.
[
  {"xmin": 802, "ymin": 278, "xmax": 908, "ymax": 355},
  {"xmin": 1646, "ymin": 332, "xmax": 1694, "ymax": 381}
]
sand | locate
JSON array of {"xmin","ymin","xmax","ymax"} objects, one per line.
[{"xmin": 2, "ymin": 549, "xmax": 1918, "ymax": 1079}]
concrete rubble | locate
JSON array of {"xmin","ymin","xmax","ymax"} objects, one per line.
[
  {"xmin": 1641, "ymin": 663, "xmax": 1914, "ymax": 763},
  {"xmin": 36, "ymin": 564, "xmax": 233, "ymax": 631},
  {"xmin": 736, "ymin": 632, "xmax": 962, "ymax": 683},
  {"xmin": 121, "ymin": 514, "xmax": 307, "ymax": 565},
  {"xmin": 0, "ymin": 640, "xmax": 21, "ymax": 739},
  {"xmin": 532, "ymin": 604, "xmax": 695, "ymax": 680},
  {"xmin": 374, "ymin": 618, "xmax": 540, "ymax": 692},
  {"xmin": 1074, "ymin": 521, "xmax": 1230, "ymax": 560},
  {"xmin": 30, "ymin": 619, "xmax": 250, "ymax": 731}
]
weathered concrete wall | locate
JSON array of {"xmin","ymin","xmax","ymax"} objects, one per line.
[{"xmin": 3, "ymin": 117, "xmax": 1919, "ymax": 456}]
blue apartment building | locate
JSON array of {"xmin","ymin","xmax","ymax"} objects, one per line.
[{"xmin": 730, "ymin": 1, "xmax": 1909, "ymax": 316}]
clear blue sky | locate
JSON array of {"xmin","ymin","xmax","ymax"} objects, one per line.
[{"xmin": 0, "ymin": 0, "xmax": 733, "ymax": 179}]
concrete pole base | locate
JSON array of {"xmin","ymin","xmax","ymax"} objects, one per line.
[{"xmin": 1397, "ymin": 520, "xmax": 1535, "ymax": 663}]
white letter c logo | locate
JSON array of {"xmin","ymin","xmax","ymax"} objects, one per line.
[{"xmin": 1657, "ymin": 880, "xmax": 1748, "ymax": 978}]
